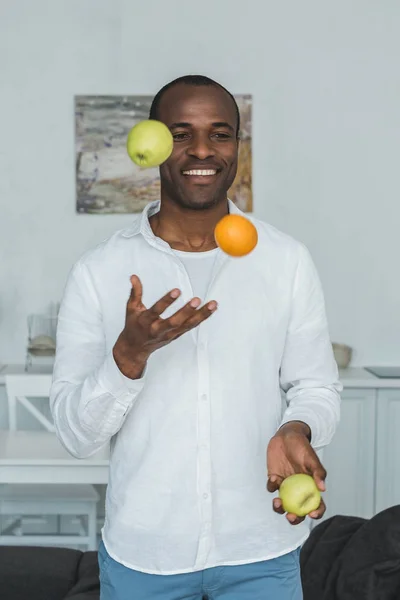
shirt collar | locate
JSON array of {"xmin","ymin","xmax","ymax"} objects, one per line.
[{"xmin": 121, "ymin": 198, "xmax": 244, "ymax": 241}]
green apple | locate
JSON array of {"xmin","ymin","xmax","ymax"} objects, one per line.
[
  {"xmin": 126, "ymin": 119, "xmax": 173, "ymax": 168},
  {"xmin": 279, "ymin": 474, "xmax": 321, "ymax": 517}
]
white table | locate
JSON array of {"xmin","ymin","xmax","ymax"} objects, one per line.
[
  {"xmin": 3, "ymin": 363, "xmax": 400, "ymax": 387},
  {"xmin": 0, "ymin": 430, "xmax": 109, "ymax": 484},
  {"xmin": 0, "ymin": 363, "xmax": 54, "ymax": 385},
  {"xmin": 0, "ymin": 364, "xmax": 110, "ymax": 486}
]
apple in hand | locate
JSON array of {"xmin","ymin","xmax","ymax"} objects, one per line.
[
  {"xmin": 279, "ymin": 474, "xmax": 321, "ymax": 517},
  {"xmin": 126, "ymin": 119, "xmax": 173, "ymax": 168}
]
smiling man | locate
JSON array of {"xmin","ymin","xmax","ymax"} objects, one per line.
[{"xmin": 50, "ymin": 75, "xmax": 342, "ymax": 600}]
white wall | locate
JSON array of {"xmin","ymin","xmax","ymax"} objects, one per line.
[{"xmin": 1, "ymin": 0, "xmax": 399, "ymax": 366}]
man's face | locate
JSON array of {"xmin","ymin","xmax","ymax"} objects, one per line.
[{"xmin": 157, "ymin": 84, "xmax": 239, "ymax": 210}]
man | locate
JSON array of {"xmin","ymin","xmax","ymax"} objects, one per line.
[{"xmin": 50, "ymin": 75, "xmax": 342, "ymax": 599}]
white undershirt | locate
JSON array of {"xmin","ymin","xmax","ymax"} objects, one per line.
[
  {"xmin": 173, "ymin": 247, "xmax": 219, "ymax": 302},
  {"xmin": 172, "ymin": 247, "xmax": 219, "ymax": 342}
]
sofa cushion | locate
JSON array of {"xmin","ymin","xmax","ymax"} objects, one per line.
[
  {"xmin": 300, "ymin": 505, "xmax": 400, "ymax": 600},
  {"xmin": 65, "ymin": 551, "xmax": 100, "ymax": 599},
  {"xmin": 0, "ymin": 545, "xmax": 99, "ymax": 600}
]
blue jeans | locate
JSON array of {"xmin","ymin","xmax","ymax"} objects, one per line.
[{"xmin": 98, "ymin": 541, "xmax": 302, "ymax": 599}]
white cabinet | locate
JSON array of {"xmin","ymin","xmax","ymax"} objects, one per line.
[
  {"xmin": 322, "ymin": 382, "xmax": 400, "ymax": 521},
  {"xmin": 376, "ymin": 389, "xmax": 400, "ymax": 514},
  {"xmin": 322, "ymin": 389, "xmax": 376, "ymax": 520}
]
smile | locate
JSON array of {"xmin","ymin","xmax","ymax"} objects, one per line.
[{"xmin": 182, "ymin": 169, "xmax": 218, "ymax": 176}]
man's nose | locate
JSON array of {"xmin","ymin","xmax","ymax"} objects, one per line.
[{"xmin": 187, "ymin": 133, "xmax": 215, "ymax": 160}]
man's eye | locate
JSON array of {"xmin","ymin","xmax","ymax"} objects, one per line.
[
  {"xmin": 213, "ymin": 133, "xmax": 231, "ymax": 139},
  {"xmin": 173, "ymin": 133, "xmax": 189, "ymax": 141}
]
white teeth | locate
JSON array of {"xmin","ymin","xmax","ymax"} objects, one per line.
[{"xmin": 182, "ymin": 169, "xmax": 217, "ymax": 176}]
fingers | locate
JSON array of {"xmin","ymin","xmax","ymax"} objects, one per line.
[
  {"xmin": 286, "ymin": 513, "xmax": 305, "ymax": 526},
  {"xmin": 270, "ymin": 478, "xmax": 304, "ymax": 525},
  {"xmin": 134, "ymin": 285, "xmax": 218, "ymax": 341},
  {"xmin": 312, "ymin": 464, "xmax": 327, "ymax": 492},
  {"xmin": 178, "ymin": 300, "xmax": 218, "ymax": 330},
  {"xmin": 145, "ymin": 288, "xmax": 182, "ymax": 321},
  {"xmin": 273, "ymin": 498, "xmax": 285, "ymax": 514},
  {"xmin": 267, "ymin": 474, "xmax": 283, "ymax": 493},
  {"xmin": 272, "ymin": 497, "xmax": 314, "ymax": 525},
  {"xmin": 313, "ymin": 465, "xmax": 326, "ymax": 492},
  {"xmin": 159, "ymin": 298, "xmax": 218, "ymax": 335},
  {"xmin": 128, "ymin": 276, "xmax": 183, "ymax": 317},
  {"xmin": 272, "ymin": 494, "xmax": 326, "ymax": 525},
  {"xmin": 308, "ymin": 497, "xmax": 326, "ymax": 520},
  {"xmin": 304, "ymin": 449, "xmax": 327, "ymax": 492},
  {"xmin": 128, "ymin": 275, "xmax": 143, "ymax": 307},
  {"xmin": 272, "ymin": 497, "xmax": 305, "ymax": 525}
]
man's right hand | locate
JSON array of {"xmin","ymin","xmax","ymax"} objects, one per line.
[{"xmin": 113, "ymin": 275, "xmax": 218, "ymax": 380}]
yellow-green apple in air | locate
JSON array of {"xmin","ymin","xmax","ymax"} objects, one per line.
[{"xmin": 126, "ymin": 119, "xmax": 173, "ymax": 168}]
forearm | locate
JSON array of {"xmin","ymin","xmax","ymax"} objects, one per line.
[
  {"xmin": 280, "ymin": 384, "xmax": 341, "ymax": 449},
  {"xmin": 49, "ymin": 260, "xmax": 150, "ymax": 458},
  {"xmin": 50, "ymin": 351, "xmax": 146, "ymax": 458},
  {"xmin": 279, "ymin": 243, "xmax": 343, "ymax": 449}
]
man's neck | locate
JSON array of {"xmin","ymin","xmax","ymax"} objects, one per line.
[{"xmin": 149, "ymin": 198, "xmax": 229, "ymax": 252}]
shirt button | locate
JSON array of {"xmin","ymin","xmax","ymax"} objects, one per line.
[
  {"xmin": 203, "ymin": 493, "xmax": 209, "ymax": 500},
  {"xmin": 201, "ymin": 394, "xmax": 207, "ymax": 402}
]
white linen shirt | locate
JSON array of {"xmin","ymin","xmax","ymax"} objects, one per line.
[{"xmin": 50, "ymin": 199, "xmax": 342, "ymax": 575}]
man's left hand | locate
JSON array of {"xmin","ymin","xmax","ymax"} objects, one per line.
[{"xmin": 267, "ymin": 421, "xmax": 327, "ymax": 525}]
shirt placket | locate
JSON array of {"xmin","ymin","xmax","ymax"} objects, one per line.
[
  {"xmin": 172, "ymin": 249, "xmax": 215, "ymax": 568},
  {"xmin": 193, "ymin": 250, "xmax": 227, "ymax": 568},
  {"xmin": 149, "ymin": 235, "xmax": 226, "ymax": 569},
  {"xmin": 194, "ymin": 331, "xmax": 213, "ymax": 568}
]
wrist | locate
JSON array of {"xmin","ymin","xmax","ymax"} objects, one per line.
[
  {"xmin": 278, "ymin": 421, "xmax": 311, "ymax": 442},
  {"xmin": 113, "ymin": 336, "xmax": 149, "ymax": 380}
]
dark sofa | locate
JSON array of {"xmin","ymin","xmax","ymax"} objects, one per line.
[
  {"xmin": 301, "ymin": 505, "xmax": 400, "ymax": 600},
  {"xmin": 0, "ymin": 545, "xmax": 100, "ymax": 600},
  {"xmin": 1, "ymin": 506, "xmax": 400, "ymax": 600}
]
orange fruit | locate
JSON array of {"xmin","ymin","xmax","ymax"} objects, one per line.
[{"xmin": 214, "ymin": 214, "xmax": 258, "ymax": 257}]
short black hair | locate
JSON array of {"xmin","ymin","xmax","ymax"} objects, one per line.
[{"xmin": 149, "ymin": 75, "xmax": 240, "ymax": 139}]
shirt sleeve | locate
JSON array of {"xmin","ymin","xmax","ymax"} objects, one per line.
[
  {"xmin": 50, "ymin": 260, "xmax": 146, "ymax": 458},
  {"xmin": 279, "ymin": 243, "xmax": 342, "ymax": 450}
]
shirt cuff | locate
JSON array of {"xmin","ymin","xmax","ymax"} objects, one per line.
[
  {"xmin": 97, "ymin": 351, "xmax": 147, "ymax": 399},
  {"xmin": 279, "ymin": 411, "xmax": 321, "ymax": 448}
]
